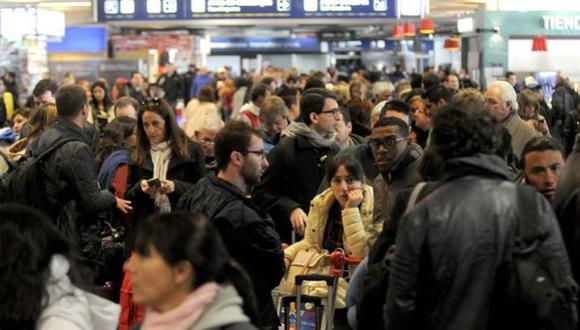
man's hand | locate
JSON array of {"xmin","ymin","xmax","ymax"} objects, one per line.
[
  {"xmin": 115, "ymin": 197, "xmax": 133, "ymax": 214},
  {"xmin": 290, "ymin": 208, "xmax": 307, "ymax": 236}
]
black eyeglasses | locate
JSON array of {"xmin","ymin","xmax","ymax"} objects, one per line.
[
  {"xmin": 244, "ymin": 150, "xmax": 267, "ymax": 158},
  {"xmin": 369, "ymin": 137, "xmax": 405, "ymax": 149},
  {"xmin": 142, "ymin": 97, "xmax": 161, "ymax": 106},
  {"xmin": 319, "ymin": 108, "xmax": 340, "ymax": 117}
]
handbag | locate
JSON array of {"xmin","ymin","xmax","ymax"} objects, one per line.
[{"xmin": 277, "ymin": 245, "xmax": 348, "ymax": 308}]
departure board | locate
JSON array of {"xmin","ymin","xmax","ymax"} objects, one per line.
[
  {"xmin": 95, "ymin": 0, "xmax": 396, "ymax": 21},
  {"xmin": 190, "ymin": 0, "xmax": 292, "ymax": 18}
]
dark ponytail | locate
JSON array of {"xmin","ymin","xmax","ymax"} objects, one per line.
[{"xmin": 220, "ymin": 262, "xmax": 261, "ymax": 326}]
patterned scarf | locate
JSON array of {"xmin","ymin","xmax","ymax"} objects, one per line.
[{"xmin": 150, "ymin": 141, "xmax": 172, "ymax": 213}]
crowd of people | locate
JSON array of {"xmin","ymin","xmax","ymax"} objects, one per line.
[{"xmin": 0, "ymin": 63, "xmax": 579, "ymax": 330}]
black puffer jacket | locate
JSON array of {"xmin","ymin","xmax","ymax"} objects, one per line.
[
  {"xmin": 125, "ymin": 141, "xmax": 205, "ymax": 224},
  {"xmin": 29, "ymin": 118, "xmax": 116, "ymax": 261},
  {"xmin": 384, "ymin": 154, "xmax": 573, "ymax": 330},
  {"xmin": 178, "ymin": 175, "xmax": 285, "ymax": 329}
]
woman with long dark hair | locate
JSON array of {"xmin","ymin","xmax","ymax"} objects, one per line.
[
  {"xmin": 90, "ymin": 80, "xmax": 114, "ymax": 133},
  {"xmin": 96, "ymin": 116, "xmax": 138, "ymax": 171},
  {"xmin": 126, "ymin": 98, "xmax": 205, "ymax": 221},
  {"xmin": 125, "ymin": 211, "xmax": 259, "ymax": 329},
  {"xmin": 282, "ymin": 156, "xmax": 380, "ymax": 310},
  {"xmin": 0, "ymin": 204, "xmax": 119, "ymax": 329}
]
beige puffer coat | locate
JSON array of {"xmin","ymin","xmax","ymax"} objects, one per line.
[{"xmin": 284, "ymin": 183, "xmax": 380, "ymax": 275}]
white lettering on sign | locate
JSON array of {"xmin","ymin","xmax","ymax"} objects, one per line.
[
  {"xmin": 319, "ymin": 0, "xmax": 371, "ymax": 12},
  {"xmin": 543, "ymin": 16, "xmax": 580, "ymax": 30}
]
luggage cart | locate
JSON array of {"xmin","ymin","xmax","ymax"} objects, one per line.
[{"xmin": 275, "ymin": 249, "xmax": 361, "ymax": 330}]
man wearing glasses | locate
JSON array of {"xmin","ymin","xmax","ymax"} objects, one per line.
[
  {"xmin": 369, "ymin": 117, "xmax": 422, "ymax": 225},
  {"xmin": 178, "ymin": 121, "xmax": 284, "ymax": 329},
  {"xmin": 253, "ymin": 87, "xmax": 340, "ymax": 243}
]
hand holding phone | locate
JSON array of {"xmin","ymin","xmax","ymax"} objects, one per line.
[
  {"xmin": 147, "ymin": 178, "xmax": 161, "ymax": 188},
  {"xmin": 141, "ymin": 178, "xmax": 160, "ymax": 195}
]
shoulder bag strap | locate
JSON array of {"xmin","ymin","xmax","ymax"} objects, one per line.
[{"xmin": 35, "ymin": 138, "xmax": 78, "ymax": 164}]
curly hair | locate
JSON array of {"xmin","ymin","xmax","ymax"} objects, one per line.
[
  {"xmin": 0, "ymin": 204, "xmax": 78, "ymax": 329},
  {"xmin": 431, "ymin": 103, "xmax": 502, "ymax": 160}
]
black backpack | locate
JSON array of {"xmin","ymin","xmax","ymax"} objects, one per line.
[
  {"xmin": 3, "ymin": 138, "xmax": 75, "ymax": 211},
  {"xmin": 355, "ymin": 182, "xmax": 427, "ymax": 330}
]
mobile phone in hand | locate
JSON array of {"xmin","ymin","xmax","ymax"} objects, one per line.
[{"xmin": 147, "ymin": 178, "xmax": 161, "ymax": 188}]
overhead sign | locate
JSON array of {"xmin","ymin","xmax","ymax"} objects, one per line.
[
  {"xmin": 297, "ymin": 0, "xmax": 395, "ymax": 18},
  {"xmin": 329, "ymin": 39, "xmax": 433, "ymax": 52},
  {"xmin": 210, "ymin": 36, "xmax": 321, "ymax": 54},
  {"xmin": 543, "ymin": 15, "xmax": 580, "ymax": 31},
  {"xmin": 399, "ymin": 0, "xmax": 423, "ymax": 17},
  {"xmin": 96, "ymin": 0, "xmax": 396, "ymax": 21},
  {"xmin": 47, "ymin": 27, "xmax": 107, "ymax": 53},
  {"xmin": 457, "ymin": 17, "xmax": 474, "ymax": 33},
  {"xmin": 0, "ymin": 8, "xmax": 65, "ymax": 41},
  {"xmin": 191, "ymin": 0, "xmax": 291, "ymax": 18}
]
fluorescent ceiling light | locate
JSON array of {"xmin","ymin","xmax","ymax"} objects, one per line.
[{"xmin": 38, "ymin": 1, "xmax": 91, "ymax": 7}]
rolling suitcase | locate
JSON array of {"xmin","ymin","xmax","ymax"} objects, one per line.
[{"xmin": 280, "ymin": 274, "xmax": 338, "ymax": 330}]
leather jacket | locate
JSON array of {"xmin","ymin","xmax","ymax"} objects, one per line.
[{"xmin": 384, "ymin": 154, "xmax": 572, "ymax": 330}]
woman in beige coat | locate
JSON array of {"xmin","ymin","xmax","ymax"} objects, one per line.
[{"xmin": 284, "ymin": 155, "xmax": 381, "ymax": 274}]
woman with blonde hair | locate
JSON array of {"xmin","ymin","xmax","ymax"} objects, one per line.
[
  {"xmin": 184, "ymin": 85, "xmax": 220, "ymax": 138},
  {"xmin": 334, "ymin": 81, "xmax": 351, "ymax": 107}
]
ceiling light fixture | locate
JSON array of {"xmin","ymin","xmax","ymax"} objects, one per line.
[
  {"xmin": 403, "ymin": 22, "xmax": 416, "ymax": 37},
  {"xmin": 38, "ymin": 1, "xmax": 91, "ymax": 8},
  {"xmin": 419, "ymin": 18, "xmax": 435, "ymax": 34},
  {"xmin": 392, "ymin": 25, "xmax": 404, "ymax": 38},
  {"xmin": 532, "ymin": 35, "xmax": 548, "ymax": 52},
  {"xmin": 443, "ymin": 37, "xmax": 460, "ymax": 51}
]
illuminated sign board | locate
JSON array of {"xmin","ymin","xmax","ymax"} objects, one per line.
[
  {"xmin": 543, "ymin": 16, "xmax": 580, "ymax": 31},
  {"xmin": 96, "ymin": 0, "xmax": 396, "ymax": 21},
  {"xmin": 210, "ymin": 35, "xmax": 321, "ymax": 54},
  {"xmin": 191, "ymin": 0, "xmax": 291, "ymax": 18},
  {"xmin": 298, "ymin": 0, "xmax": 394, "ymax": 18}
]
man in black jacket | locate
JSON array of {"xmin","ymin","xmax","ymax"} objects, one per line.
[
  {"xmin": 253, "ymin": 88, "xmax": 340, "ymax": 243},
  {"xmin": 370, "ymin": 117, "xmax": 422, "ymax": 225},
  {"xmin": 384, "ymin": 103, "xmax": 575, "ymax": 330},
  {"xmin": 28, "ymin": 84, "xmax": 131, "ymax": 275},
  {"xmin": 157, "ymin": 64, "xmax": 182, "ymax": 107},
  {"xmin": 554, "ymin": 133, "xmax": 580, "ymax": 320},
  {"xmin": 178, "ymin": 121, "xmax": 284, "ymax": 329}
]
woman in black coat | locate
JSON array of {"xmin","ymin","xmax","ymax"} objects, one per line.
[{"xmin": 126, "ymin": 97, "xmax": 205, "ymax": 225}]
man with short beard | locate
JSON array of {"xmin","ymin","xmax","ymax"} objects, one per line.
[{"xmin": 178, "ymin": 121, "xmax": 284, "ymax": 329}]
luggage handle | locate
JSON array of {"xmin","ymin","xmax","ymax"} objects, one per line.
[{"xmin": 295, "ymin": 274, "xmax": 334, "ymax": 286}]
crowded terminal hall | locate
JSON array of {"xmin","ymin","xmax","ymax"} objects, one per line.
[{"xmin": 1, "ymin": 0, "xmax": 580, "ymax": 329}]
